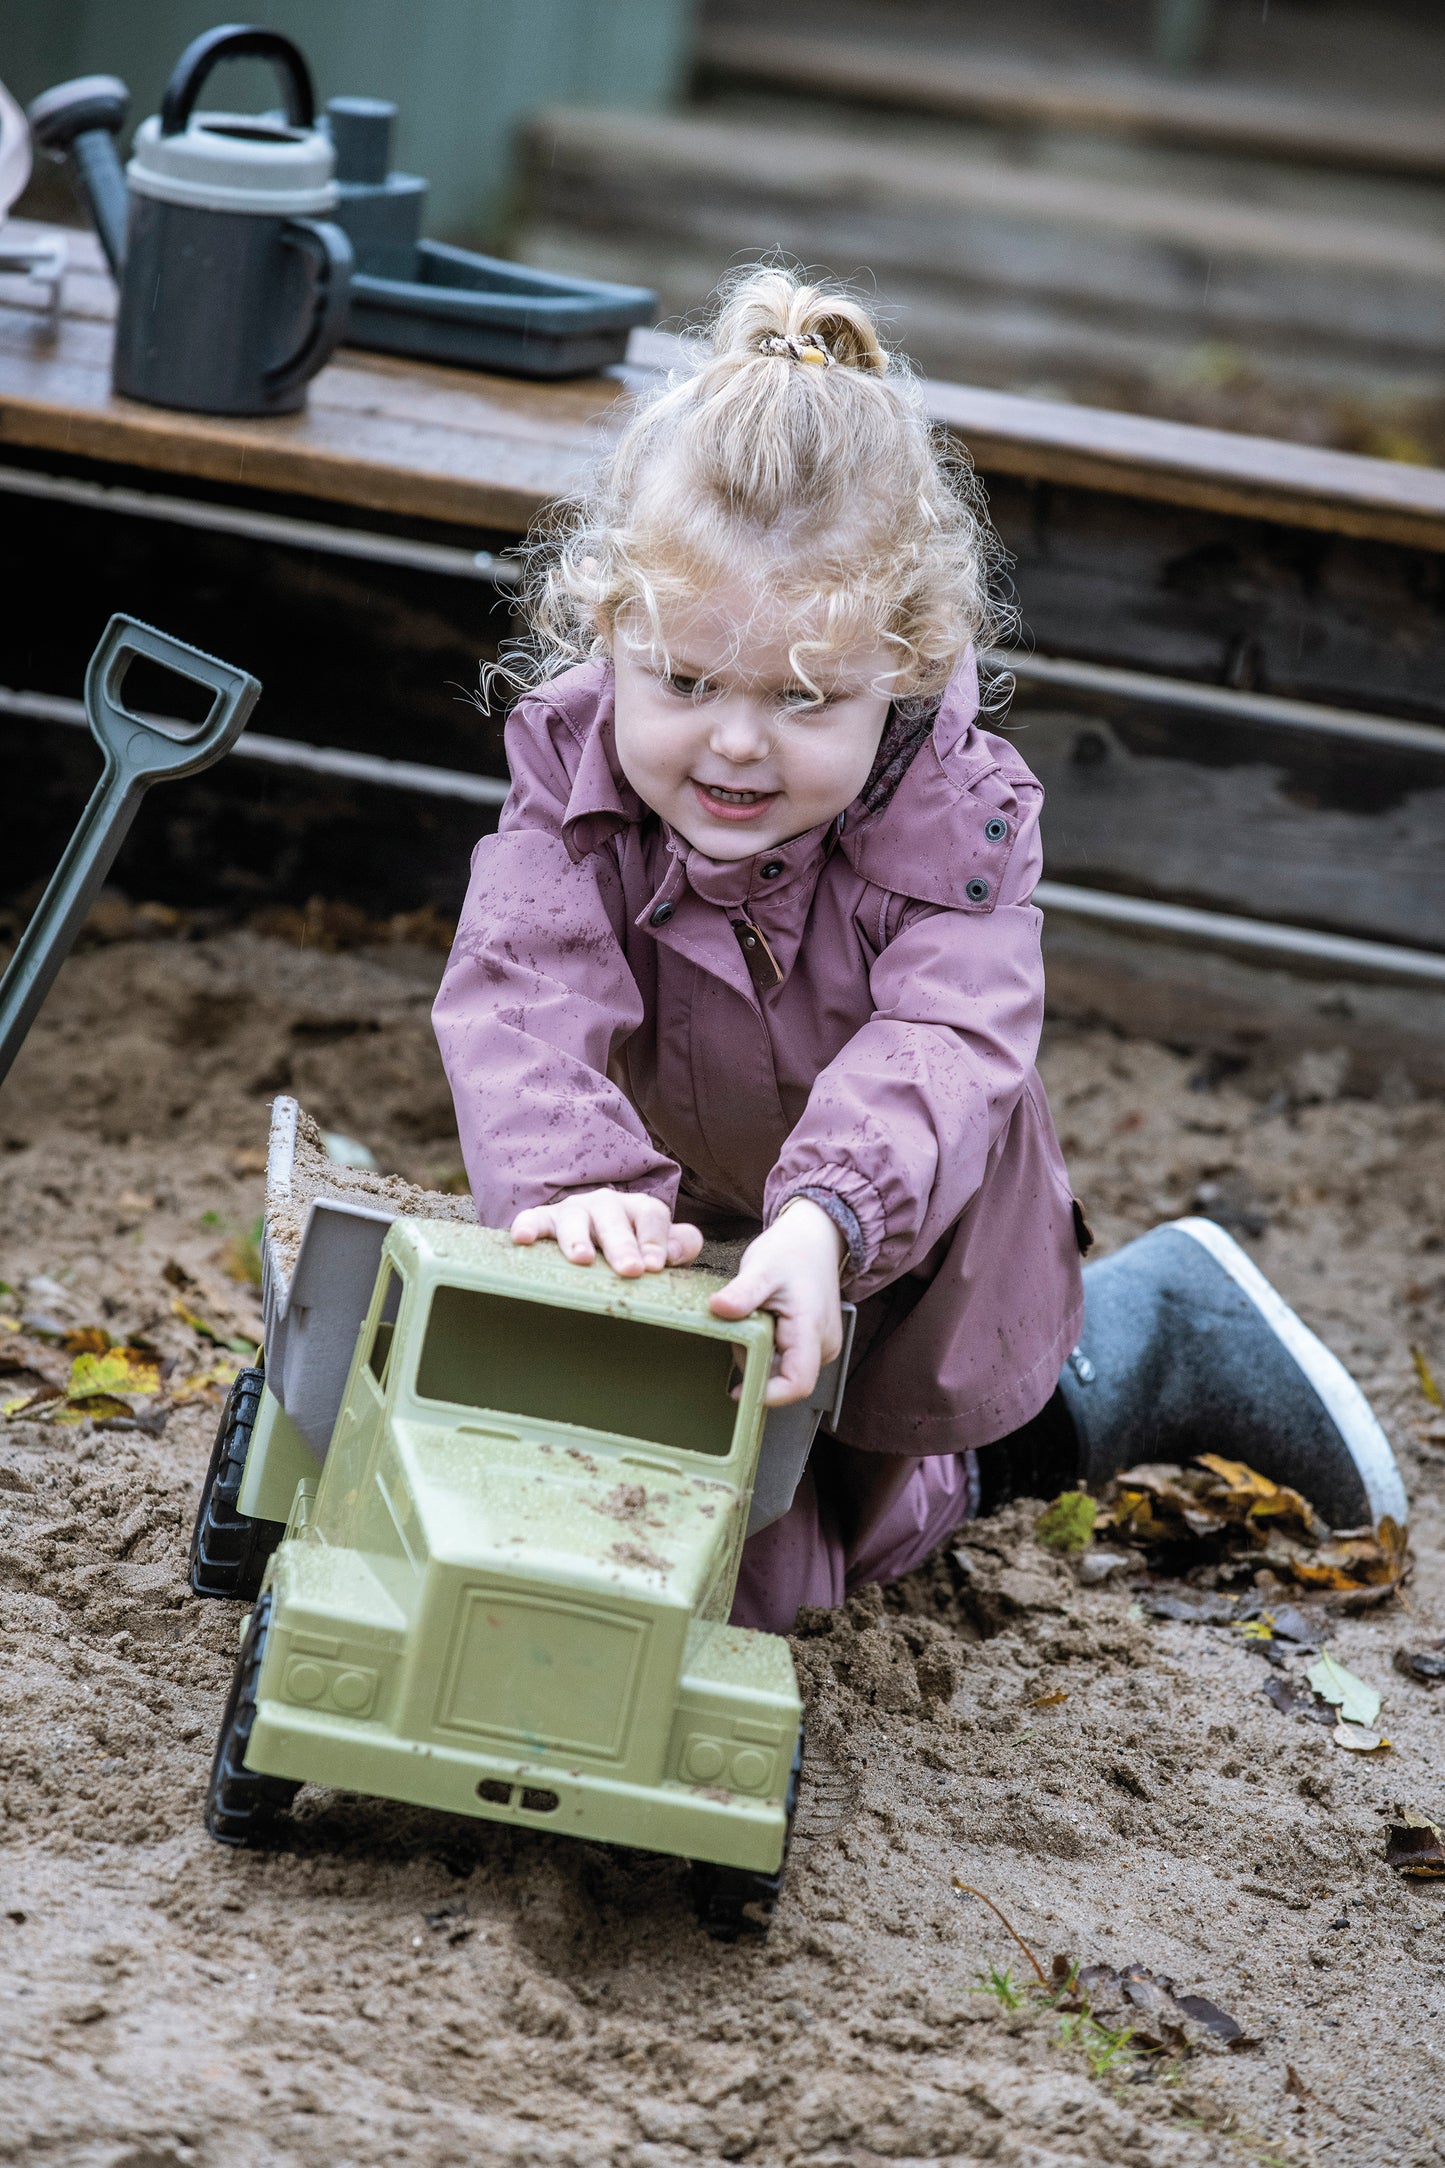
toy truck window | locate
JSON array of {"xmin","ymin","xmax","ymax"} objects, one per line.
[
  {"xmin": 366, "ymin": 1267, "xmax": 404, "ymax": 1387},
  {"xmin": 414, "ymin": 1286, "xmax": 739, "ymax": 1457}
]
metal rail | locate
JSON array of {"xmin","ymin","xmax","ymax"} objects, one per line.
[
  {"xmin": 0, "ymin": 461, "xmax": 524, "ymax": 588},
  {"xmin": 1033, "ymin": 881, "xmax": 1445, "ymax": 986},
  {"xmin": 6, "ymin": 683, "xmax": 1443, "ymax": 986},
  {"xmin": 989, "ymin": 650, "xmax": 1445, "ymax": 758},
  {"xmin": 0, "ymin": 686, "xmax": 510, "ymax": 807}
]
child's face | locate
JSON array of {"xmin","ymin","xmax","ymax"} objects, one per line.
[{"xmin": 611, "ymin": 585, "xmax": 897, "ymax": 861}]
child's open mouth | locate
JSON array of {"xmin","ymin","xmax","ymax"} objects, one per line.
[{"xmin": 691, "ymin": 779, "xmax": 778, "ymax": 822}]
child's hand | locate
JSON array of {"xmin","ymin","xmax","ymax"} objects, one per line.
[
  {"xmin": 511, "ymin": 1189, "xmax": 703, "ymax": 1277},
  {"xmin": 709, "ymin": 1198, "xmax": 845, "ymax": 1407}
]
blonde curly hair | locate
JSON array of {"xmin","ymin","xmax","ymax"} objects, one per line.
[{"xmin": 498, "ymin": 266, "xmax": 1010, "ymax": 706}]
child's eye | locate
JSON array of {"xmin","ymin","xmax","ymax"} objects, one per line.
[
  {"xmin": 661, "ymin": 671, "xmax": 709, "ymax": 700},
  {"xmin": 777, "ymin": 686, "xmax": 834, "ymax": 715}
]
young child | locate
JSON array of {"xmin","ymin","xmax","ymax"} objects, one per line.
[{"xmin": 434, "ymin": 269, "xmax": 1405, "ymax": 1634}]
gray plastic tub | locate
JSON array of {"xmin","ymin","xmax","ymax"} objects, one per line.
[{"xmin": 345, "ymin": 239, "xmax": 656, "ymax": 378}]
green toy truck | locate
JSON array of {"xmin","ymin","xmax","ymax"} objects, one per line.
[{"xmin": 192, "ymin": 1100, "xmax": 851, "ymax": 1936}]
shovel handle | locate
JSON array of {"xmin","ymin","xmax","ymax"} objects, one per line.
[
  {"xmin": 84, "ymin": 614, "xmax": 259, "ymax": 781},
  {"xmin": 0, "ymin": 617, "xmax": 260, "ymax": 1089}
]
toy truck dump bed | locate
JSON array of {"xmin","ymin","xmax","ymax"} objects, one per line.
[{"xmin": 191, "ymin": 1099, "xmax": 848, "ymax": 1935}]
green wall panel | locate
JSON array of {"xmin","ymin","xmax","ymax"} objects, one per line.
[{"xmin": 1, "ymin": 0, "xmax": 695, "ymax": 242}]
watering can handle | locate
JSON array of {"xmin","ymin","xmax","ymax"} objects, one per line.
[{"xmin": 160, "ymin": 23, "xmax": 316, "ymax": 136}]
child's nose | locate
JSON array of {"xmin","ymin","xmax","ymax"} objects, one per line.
[{"xmin": 708, "ymin": 698, "xmax": 774, "ymax": 764}]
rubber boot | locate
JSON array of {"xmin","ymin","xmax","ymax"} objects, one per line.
[{"xmin": 1057, "ymin": 1216, "xmax": 1406, "ymax": 1531}]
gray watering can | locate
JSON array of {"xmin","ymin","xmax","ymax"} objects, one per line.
[
  {"xmin": 28, "ymin": 23, "xmax": 351, "ymax": 416},
  {"xmin": 0, "ymin": 618, "xmax": 259, "ymax": 1088}
]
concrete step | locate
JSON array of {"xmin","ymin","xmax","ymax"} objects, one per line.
[
  {"xmin": 698, "ymin": 1, "xmax": 1445, "ymax": 179},
  {"xmin": 515, "ymin": 104, "xmax": 1445, "ymax": 397}
]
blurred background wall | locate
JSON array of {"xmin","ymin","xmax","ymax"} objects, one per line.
[{"xmin": 0, "ymin": 0, "xmax": 698, "ymax": 243}]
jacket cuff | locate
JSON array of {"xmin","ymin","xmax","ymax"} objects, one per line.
[
  {"xmin": 782, "ymin": 1187, "xmax": 866, "ymax": 1278},
  {"xmin": 769, "ymin": 1166, "xmax": 886, "ymax": 1283}
]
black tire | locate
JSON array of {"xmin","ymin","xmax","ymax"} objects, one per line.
[
  {"xmin": 691, "ymin": 1730, "xmax": 803, "ymax": 1943},
  {"xmin": 190, "ymin": 1366, "xmax": 283, "ymax": 1600},
  {"xmin": 204, "ymin": 1590, "xmax": 300, "ymax": 1846}
]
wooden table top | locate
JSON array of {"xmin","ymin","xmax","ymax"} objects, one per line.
[{"xmin": 6, "ymin": 223, "xmax": 1445, "ymax": 553}]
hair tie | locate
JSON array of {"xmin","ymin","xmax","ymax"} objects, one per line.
[{"xmin": 759, "ymin": 332, "xmax": 832, "ymax": 367}]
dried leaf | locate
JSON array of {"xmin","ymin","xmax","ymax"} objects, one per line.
[
  {"xmin": 1142, "ymin": 1591, "xmax": 1237, "ymax": 1625},
  {"xmin": 1174, "ymin": 1990, "xmax": 1248, "ymax": 2046},
  {"xmin": 1307, "ymin": 1649, "xmax": 1382, "ymax": 1728},
  {"xmin": 60, "ymin": 1325, "xmax": 111, "ymax": 1355},
  {"xmin": 1384, "ymin": 1805, "xmax": 1445, "ymax": 1878},
  {"xmin": 1103, "ymin": 1460, "xmax": 1406, "ymax": 1595},
  {"xmin": 168, "ymin": 1358, "xmax": 243, "ymax": 1406},
  {"xmin": 69, "ymin": 1347, "xmax": 161, "ymax": 1399},
  {"xmin": 1395, "ymin": 1644, "xmax": 1445, "ymax": 1687},
  {"xmin": 53, "ymin": 1392, "xmax": 134, "ymax": 1424},
  {"xmin": 1035, "ymin": 1492, "xmax": 1097, "ymax": 1553},
  {"xmin": 1332, "ymin": 1721, "xmax": 1391, "ymax": 1753},
  {"xmin": 1263, "ymin": 1674, "xmax": 1336, "ymax": 1727},
  {"xmin": 169, "ymin": 1297, "xmax": 255, "ymax": 1356},
  {"xmin": 1411, "ymin": 1345, "xmax": 1444, "ymax": 1409},
  {"xmin": 0, "ymin": 1385, "xmax": 62, "ymax": 1419}
]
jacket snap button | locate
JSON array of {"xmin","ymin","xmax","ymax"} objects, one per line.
[
  {"xmin": 966, "ymin": 877, "xmax": 990, "ymax": 903},
  {"xmin": 650, "ymin": 901, "xmax": 675, "ymax": 926},
  {"xmin": 760, "ymin": 859, "xmax": 784, "ymax": 879},
  {"xmin": 984, "ymin": 817, "xmax": 1008, "ymax": 842}
]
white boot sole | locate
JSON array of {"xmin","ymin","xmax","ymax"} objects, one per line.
[{"xmin": 1170, "ymin": 1216, "xmax": 1407, "ymax": 1529}]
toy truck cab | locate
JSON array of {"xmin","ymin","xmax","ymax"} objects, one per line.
[{"xmin": 204, "ymin": 1179, "xmax": 812, "ymax": 1934}]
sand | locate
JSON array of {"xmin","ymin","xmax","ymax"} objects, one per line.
[{"xmin": 1, "ymin": 925, "xmax": 1443, "ymax": 2168}]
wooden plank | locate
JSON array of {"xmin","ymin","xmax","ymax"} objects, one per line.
[
  {"xmin": 698, "ymin": 23, "xmax": 1445, "ymax": 179},
  {"xmin": 1041, "ymin": 914, "xmax": 1445, "ymax": 1093},
  {"xmin": 0, "ymin": 235, "xmax": 628, "ymax": 533},
  {"xmin": 7, "ymin": 226, "xmax": 1445, "ymax": 552},
  {"xmin": 986, "ymin": 476, "xmax": 1445, "ymax": 725},
  {"xmin": 1004, "ymin": 665, "xmax": 1445, "ymax": 948}
]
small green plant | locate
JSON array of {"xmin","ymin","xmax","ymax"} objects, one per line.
[
  {"xmin": 972, "ymin": 1964, "xmax": 1024, "ymax": 2011},
  {"xmin": 1035, "ymin": 1490, "xmax": 1097, "ymax": 1553},
  {"xmin": 1058, "ymin": 2010, "xmax": 1137, "ymax": 2078},
  {"xmin": 199, "ymin": 1209, "xmax": 224, "ymax": 1228}
]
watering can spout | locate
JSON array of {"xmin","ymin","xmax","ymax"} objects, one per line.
[{"xmin": 27, "ymin": 75, "xmax": 130, "ymax": 276}]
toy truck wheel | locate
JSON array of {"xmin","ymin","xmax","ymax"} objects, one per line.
[
  {"xmin": 189, "ymin": 1365, "xmax": 283, "ymax": 1599},
  {"xmin": 204, "ymin": 1590, "xmax": 300, "ymax": 1845},
  {"xmin": 690, "ymin": 1732, "xmax": 803, "ymax": 1943}
]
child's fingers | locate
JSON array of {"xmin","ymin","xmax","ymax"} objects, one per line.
[
  {"xmin": 667, "ymin": 1221, "xmax": 704, "ymax": 1265},
  {"xmin": 763, "ymin": 1314, "xmax": 823, "ymax": 1406},
  {"xmin": 626, "ymin": 1193, "xmax": 675, "ymax": 1272},
  {"xmin": 550, "ymin": 1196, "xmax": 600, "ymax": 1265},
  {"xmin": 708, "ymin": 1264, "xmax": 776, "ymax": 1320},
  {"xmin": 510, "ymin": 1205, "xmax": 557, "ymax": 1247},
  {"xmin": 588, "ymin": 1191, "xmax": 648, "ymax": 1277}
]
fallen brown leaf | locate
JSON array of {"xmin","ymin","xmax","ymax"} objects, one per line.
[{"xmin": 1384, "ymin": 1806, "xmax": 1445, "ymax": 1878}]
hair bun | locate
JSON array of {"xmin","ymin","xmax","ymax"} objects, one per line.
[{"xmin": 713, "ymin": 267, "xmax": 889, "ymax": 375}]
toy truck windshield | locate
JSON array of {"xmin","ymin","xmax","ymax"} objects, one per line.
[{"xmin": 401, "ymin": 1277, "xmax": 744, "ymax": 1460}]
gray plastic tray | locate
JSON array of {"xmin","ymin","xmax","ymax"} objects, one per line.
[{"xmin": 345, "ymin": 239, "xmax": 656, "ymax": 378}]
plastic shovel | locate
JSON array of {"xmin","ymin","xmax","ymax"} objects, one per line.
[{"xmin": 0, "ymin": 614, "xmax": 259, "ymax": 1087}]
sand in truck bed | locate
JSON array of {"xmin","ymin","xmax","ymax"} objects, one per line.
[{"xmin": 0, "ymin": 924, "xmax": 1442, "ymax": 2168}]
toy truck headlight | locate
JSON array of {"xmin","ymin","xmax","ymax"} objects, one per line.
[
  {"xmin": 680, "ymin": 1732, "xmax": 775, "ymax": 1794},
  {"xmin": 280, "ymin": 1646, "xmax": 380, "ymax": 1719}
]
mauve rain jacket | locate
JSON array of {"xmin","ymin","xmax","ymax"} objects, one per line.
[{"xmin": 433, "ymin": 651, "xmax": 1083, "ymax": 1627}]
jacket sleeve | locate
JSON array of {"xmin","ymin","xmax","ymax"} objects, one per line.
[
  {"xmin": 763, "ymin": 810, "xmax": 1045, "ymax": 1301},
  {"xmin": 431, "ymin": 701, "xmax": 680, "ymax": 1226}
]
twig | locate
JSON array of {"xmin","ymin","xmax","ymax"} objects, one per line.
[{"xmin": 951, "ymin": 1879, "xmax": 1050, "ymax": 1989}]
